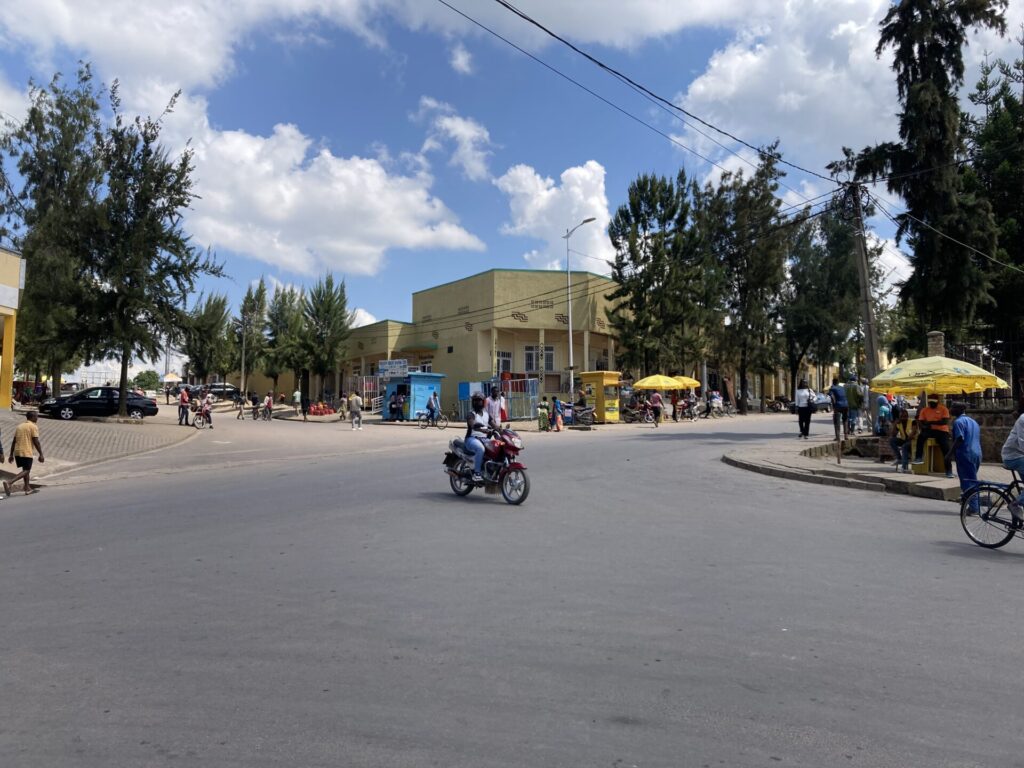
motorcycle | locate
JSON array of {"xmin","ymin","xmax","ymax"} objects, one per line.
[
  {"xmin": 767, "ymin": 395, "xmax": 791, "ymax": 413},
  {"xmin": 621, "ymin": 403, "xmax": 654, "ymax": 423},
  {"xmin": 443, "ymin": 427, "xmax": 530, "ymax": 505}
]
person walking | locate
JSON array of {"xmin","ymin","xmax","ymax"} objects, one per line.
[
  {"xmin": 202, "ymin": 388, "xmax": 215, "ymax": 430},
  {"xmin": 348, "ymin": 390, "xmax": 363, "ymax": 430},
  {"xmin": 485, "ymin": 386, "xmax": 503, "ymax": 426},
  {"xmin": 4, "ymin": 411, "xmax": 43, "ymax": 497},
  {"xmin": 551, "ymin": 395, "xmax": 564, "ymax": 432},
  {"xmin": 387, "ymin": 392, "xmax": 398, "ymax": 422},
  {"xmin": 300, "ymin": 394, "xmax": 310, "ymax": 422},
  {"xmin": 396, "ymin": 392, "xmax": 406, "ymax": 421},
  {"xmin": 828, "ymin": 377, "xmax": 849, "ymax": 440},
  {"xmin": 649, "ymin": 390, "xmax": 663, "ymax": 427},
  {"xmin": 946, "ymin": 402, "xmax": 981, "ymax": 506},
  {"xmin": 292, "ymin": 387, "xmax": 301, "ymax": 416},
  {"xmin": 537, "ymin": 396, "xmax": 550, "ymax": 432},
  {"xmin": 795, "ymin": 379, "xmax": 814, "ymax": 439},
  {"xmin": 845, "ymin": 374, "xmax": 863, "ymax": 434},
  {"xmin": 178, "ymin": 386, "xmax": 191, "ymax": 426}
]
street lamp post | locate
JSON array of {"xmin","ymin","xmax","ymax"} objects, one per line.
[{"xmin": 562, "ymin": 217, "xmax": 596, "ymax": 390}]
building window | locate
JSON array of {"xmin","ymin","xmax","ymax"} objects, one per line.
[
  {"xmin": 496, "ymin": 350, "xmax": 512, "ymax": 374},
  {"xmin": 524, "ymin": 345, "xmax": 554, "ymax": 372},
  {"xmin": 420, "ymin": 359, "xmax": 433, "ymax": 373},
  {"xmin": 447, "ymin": 345, "xmax": 454, "ymax": 354}
]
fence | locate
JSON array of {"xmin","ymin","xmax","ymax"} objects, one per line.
[{"xmin": 454, "ymin": 377, "xmax": 539, "ymax": 422}]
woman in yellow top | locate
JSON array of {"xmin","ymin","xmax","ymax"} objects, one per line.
[{"xmin": 889, "ymin": 406, "xmax": 917, "ymax": 473}]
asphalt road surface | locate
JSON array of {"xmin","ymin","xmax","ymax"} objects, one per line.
[{"xmin": 2, "ymin": 415, "xmax": 1022, "ymax": 767}]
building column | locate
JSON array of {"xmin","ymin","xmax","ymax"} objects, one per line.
[
  {"xmin": 491, "ymin": 326, "xmax": 498, "ymax": 377},
  {"xmin": 0, "ymin": 312, "xmax": 15, "ymax": 410},
  {"xmin": 608, "ymin": 336, "xmax": 615, "ymax": 371},
  {"xmin": 582, "ymin": 330, "xmax": 590, "ymax": 373}
]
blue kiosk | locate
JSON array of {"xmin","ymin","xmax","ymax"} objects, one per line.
[{"xmin": 383, "ymin": 371, "xmax": 445, "ymax": 421}]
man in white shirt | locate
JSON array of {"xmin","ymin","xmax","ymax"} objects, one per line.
[{"xmin": 485, "ymin": 386, "xmax": 503, "ymax": 426}]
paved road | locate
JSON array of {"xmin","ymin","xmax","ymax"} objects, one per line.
[{"xmin": 2, "ymin": 416, "xmax": 1022, "ymax": 767}]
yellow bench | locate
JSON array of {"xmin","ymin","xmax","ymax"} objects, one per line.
[{"xmin": 910, "ymin": 437, "xmax": 947, "ymax": 475}]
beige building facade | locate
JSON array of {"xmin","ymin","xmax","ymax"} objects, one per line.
[
  {"xmin": 0, "ymin": 247, "xmax": 24, "ymax": 409},
  {"xmin": 341, "ymin": 269, "xmax": 620, "ymax": 411}
]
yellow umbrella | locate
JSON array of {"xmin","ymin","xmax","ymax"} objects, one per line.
[
  {"xmin": 632, "ymin": 374, "xmax": 683, "ymax": 390},
  {"xmin": 673, "ymin": 375, "xmax": 701, "ymax": 389},
  {"xmin": 870, "ymin": 356, "xmax": 1008, "ymax": 395},
  {"xmin": 161, "ymin": 372, "xmax": 182, "ymax": 383}
]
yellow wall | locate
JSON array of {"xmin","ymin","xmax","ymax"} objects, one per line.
[{"xmin": 0, "ymin": 247, "xmax": 23, "ymax": 409}]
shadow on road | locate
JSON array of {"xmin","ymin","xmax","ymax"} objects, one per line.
[{"xmin": 931, "ymin": 539, "xmax": 1024, "ymax": 561}]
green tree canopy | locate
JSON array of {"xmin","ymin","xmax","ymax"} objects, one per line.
[{"xmin": 301, "ymin": 274, "xmax": 351, "ymax": 400}]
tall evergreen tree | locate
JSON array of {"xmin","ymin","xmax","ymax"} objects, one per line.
[
  {"xmin": 235, "ymin": 278, "xmax": 268, "ymax": 394},
  {"xmin": 707, "ymin": 153, "xmax": 788, "ymax": 413},
  {"xmin": 0, "ymin": 66, "xmax": 103, "ymax": 392},
  {"xmin": 301, "ymin": 274, "xmax": 351, "ymax": 400},
  {"xmin": 90, "ymin": 85, "xmax": 222, "ymax": 415},
  {"xmin": 264, "ymin": 285, "xmax": 304, "ymax": 392},
  {"xmin": 851, "ymin": 0, "xmax": 1006, "ymax": 340},
  {"xmin": 183, "ymin": 294, "xmax": 230, "ymax": 384}
]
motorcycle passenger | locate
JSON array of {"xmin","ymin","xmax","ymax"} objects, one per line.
[{"xmin": 465, "ymin": 392, "xmax": 498, "ymax": 483}]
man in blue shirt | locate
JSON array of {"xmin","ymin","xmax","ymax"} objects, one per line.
[
  {"xmin": 828, "ymin": 376, "xmax": 849, "ymax": 439},
  {"xmin": 947, "ymin": 402, "xmax": 982, "ymax": 510}
]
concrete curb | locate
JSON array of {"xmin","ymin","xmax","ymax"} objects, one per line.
[
  {"xmin": 721, "ymin": 453, "xmax": 887, "ymax": 493},
  {"xmin": 722, "ymin": 450, "xmax": 960, "ymax": 501}
]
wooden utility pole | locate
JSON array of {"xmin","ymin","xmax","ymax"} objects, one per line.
[{"xmin": 849, "ymin": 183, "xmax": 881, "ymax": 382}]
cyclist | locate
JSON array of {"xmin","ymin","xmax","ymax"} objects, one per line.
[
  {"xmin": 465, "ymin": 392, "xmax": 498, "ymax": 483},
  {"xmin": 1001, "ymin": 400, "xmax": 1024, "ymax": 527},
  {"xmin": 427, "ymin": 391, "xmax": 440, "ymax": 426}
]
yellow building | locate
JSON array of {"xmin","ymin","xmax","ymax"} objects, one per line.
[
  {"xmin": 0, "ymin": 246, "xmax": 24, "ymax": 409},
  {"xmin": 342, "ymin": 269, "xmax": 620, "ymax": 411}
]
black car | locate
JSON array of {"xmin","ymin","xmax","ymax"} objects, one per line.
[{"xmin": 39, "ymin": 386, "xmax": 159, "ymax": 421}]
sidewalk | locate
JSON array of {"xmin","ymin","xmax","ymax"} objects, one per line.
[
  {"xmin": 0, "ymin": 408, "xmax": 197, "ymax": 484},
  {"xmin": 722, "ymin": 434, "xmax": 1007, "ymax": 502}
]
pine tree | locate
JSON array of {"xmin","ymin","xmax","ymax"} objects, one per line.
[
  {"xmin": 301, "ymin": 275, "xmax": 351, "ymax": 401},
  {"xmin": 853, "ymin": 0, "xmax": 1006, "ymax": 340}
]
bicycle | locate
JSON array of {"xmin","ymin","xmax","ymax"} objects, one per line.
[
  {"xmin": 960, "ymin": 470, "xmax": 1024, "ymax": 549},
  {"xmin": 416, "ymin": 409, "xmax": 449, "ymax": 430}
]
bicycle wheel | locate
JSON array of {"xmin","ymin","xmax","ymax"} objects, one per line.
[
  {"xmin": 961, "ymin": 484, "xmax": 1017, "ymax": 549},
  {"xmin": 436, "ymin": 414, "xmax": 449, "ymax": 430},
  {"xmin": 418, "ymin": 414, "xmax": 429, "ymax": 429}
]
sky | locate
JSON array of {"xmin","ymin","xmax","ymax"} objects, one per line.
[{"xmin": 1, "ymin": 0, "xmax": 1022, "ymax": 346}]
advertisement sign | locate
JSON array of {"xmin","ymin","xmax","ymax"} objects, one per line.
[{"xmin": 378, "ymin": 359, "xmax": 409, "ymax": 379}]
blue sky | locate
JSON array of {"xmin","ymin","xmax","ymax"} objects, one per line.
[{"xmin": 1, "ymin": 0, "xmax": 1020, "ymax": 335}]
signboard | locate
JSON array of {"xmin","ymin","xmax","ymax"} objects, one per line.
[{"xmin": 378, "ymin": 359, "xmax": 409, "ymax": 379}]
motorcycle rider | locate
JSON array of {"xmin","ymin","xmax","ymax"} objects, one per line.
[{"xmin": 465, "ymin": 392, "xmax": 499, "ymax": 483}]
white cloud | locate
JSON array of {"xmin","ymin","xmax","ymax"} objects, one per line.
[
  {"xmin": 185, "ymin": 117, "xmax": 484, "ymax": 276},
  {"xmin": 415, "ymin": 96, "xmax": 493, "ymax": 182},
  {"xmin": 494, "ymin": 160, "xmax": 614, "ymax": 273},
  {"xmin": 0, "ymin": 73, "xmax": 29, "ymax": 124},
  {"xmin": 449, "ymin": 42, "xmax": 473, "ymax": 74},
  {"xmin": 350, "ymin": 307, "xmax": 377, "ymax": 327}
]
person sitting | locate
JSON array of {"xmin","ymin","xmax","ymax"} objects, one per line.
[
  {"xmin": 912, "ymin": 393, "xmax": 952, "ymax": 477},
  {"xmin": 1000, "ymin": 399, "xmax": 1024, "ymax": 527},
  {"xmin": 465, "ymin": 392, "xmax": 498, "ymax": 483}
]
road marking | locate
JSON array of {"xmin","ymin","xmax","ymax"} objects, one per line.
[{"xmin": 212, "ymin": 440, "xmax": 232, "ymax": 444}]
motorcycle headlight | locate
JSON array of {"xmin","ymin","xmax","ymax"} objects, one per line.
[{"xmin": 510, "ymin": 436, "xmax": 524, "ymax": 450}]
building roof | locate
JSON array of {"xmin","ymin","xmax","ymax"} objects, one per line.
[{"xmin": 411, "ymin": 267, "xmax": 615, "ymax": 296}]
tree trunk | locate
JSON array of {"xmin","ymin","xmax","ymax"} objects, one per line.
[
  {"xmin": 117, "ymin": 345, "xmax": 131, "ymax": 417},
  {"xmin": 789, "ymin": 361, "xmax": 800, "ymax": 400},
  {"xmin": 758, "ymin": 372, "xmax": 766, "ymax": 413},
  {"xmin": 738, "ymin": 347, "xmax": 748, "ymax": 415},
  {"xmin": 48, "ymin": 361, "xmax": 62, "ymax": 400}
]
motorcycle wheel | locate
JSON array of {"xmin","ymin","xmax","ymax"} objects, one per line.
[
  {"xmin": 501, "ymin": 468, "xmax": 530, "ymax": 505},
  {"xmin": 449, "ymin": 460, "xmax": 474, "ymax": 496},
  {"xmin": 643, "ymin": 411, "xmax": 654, "ymax": 423}
]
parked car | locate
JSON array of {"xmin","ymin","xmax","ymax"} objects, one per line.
[
  {"xmin": 788, "ymin": 392, "xmax": 833, "ymax": 414},
  {"xmin": 206, "ymin": 383, "xmax": 240, "ymax": 400},
  {"xmin": 39, "ymin": 386, "xmax": 159, "ymax": 420}
]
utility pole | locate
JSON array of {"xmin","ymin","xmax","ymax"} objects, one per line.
[
  {"xmin": 240, "ymin": 312, "xmax": 247, "ymax": 396},
  {"xmin": 849, "ymin": 183, "xmax": 882, "ymax": 436},
  {"xmin": 849, "ymin": 184, "xmax": 881, "ymax": 381}
]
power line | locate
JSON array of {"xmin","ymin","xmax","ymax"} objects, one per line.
[
  {"xmin": 488, "ymin": 0, "xmax": 837, "ymax": 185},
  {"xmin": 350, "ymin": 199, "xmax": 835, "ymax": 337},
  {"xmin": 432, "ymin": 0, "xmax": 731, "ymax": 174},
  {"xmin": 866, "ymin": 191, "xmax": 1024, "ymax": 276}
]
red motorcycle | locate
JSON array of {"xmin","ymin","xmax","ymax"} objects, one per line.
[{"xmin": 443, "ymin": 427, "xmax": 530, "ymax": 505}]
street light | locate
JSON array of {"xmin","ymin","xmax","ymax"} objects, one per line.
[{"xmin": 562, "ymin": 216, "xmax": 597, "ymax": 388}]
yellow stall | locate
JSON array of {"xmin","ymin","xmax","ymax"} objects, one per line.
[{"xmin": 579, "ymin": 371, "xmax": 621, "ymax": 423}]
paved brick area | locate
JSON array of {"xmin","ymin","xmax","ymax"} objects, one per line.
[{"xmin": 0, "ymin": 409, "xmax": 195, "ymax": 480}]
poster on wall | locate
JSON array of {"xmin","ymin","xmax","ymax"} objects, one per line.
[{"xmin": 378, "ymin": 359, "xmax": 409, "ymax": 379}]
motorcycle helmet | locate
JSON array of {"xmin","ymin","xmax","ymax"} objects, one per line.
[{"xmin": 471, "ymin": 391, "xmax": 486, "ymax": 409}]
